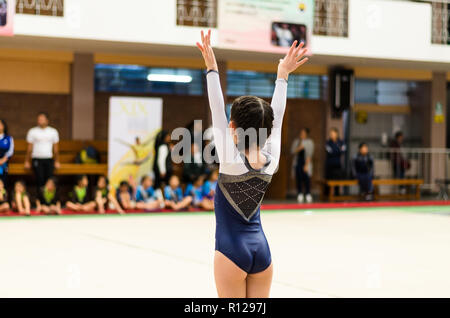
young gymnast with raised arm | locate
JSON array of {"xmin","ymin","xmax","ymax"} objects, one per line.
[{"xmin": 196, "ymin": 30, "xmax": 308, "ymax": 298}]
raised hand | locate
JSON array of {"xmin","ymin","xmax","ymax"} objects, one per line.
[
  {"xmin": 277, "ymin": 41, "xmax": 309, "ymax": 80},
  {"xmin": 196, "ymin": 30, "xmax": 218, "ymax": 72}
]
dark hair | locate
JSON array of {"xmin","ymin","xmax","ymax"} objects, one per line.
[
  {"xmin": 230, "ymin": 96, "xmax": 274, "ymax": 149},
  {"xmin": 140, "ymin": 175, "xmax": 151, "ymax": 184},
  {"xmin": 193, "ymin": 174, "xmax": 205, "ymax": 184},
  {"xmin": 358, "ymin": 142, "xmax": 368, "ymax": 150},
  {"xmin": 37, "ymin": 112, "xmax": 49, "ymax": 120},
  {"xmin": 0, "ymin": 119, "xmax": 8, "ymax": 136},
  {"xmin": 395, "ymin": 131, "xmax": 403, "ymax": 139},
  {"xmin": 98, "ymin": 175, "xmax": 108, "ymax": 186},
  {"xmin": 15, "ymin": 180, "xmax": 26, "ymax": 188},
  {"xmin": 301, "ymin": 128, "xmax": 310, "ymax": 135},
  {"xmin": 330, "ymin": 127, "xmax": 339, "ymax": 135},
  {"xmin": 76, "ymin": 175, "xmax": 88, "ymax": 185},
  {"xmin": 119, "ymin": 181, "xmax": 129, "ymax": 188},
  {"xmin": 46, "ymin": 177, "xmax": 57, "ymax": 185}
]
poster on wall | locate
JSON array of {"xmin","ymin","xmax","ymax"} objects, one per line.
[
  {"xmin": 218, "ymin": 0, "xmax": 314, "ymax": 54},
  {"xmin": 108, "ymin": 96, "xmax": 163, "ymax": 190},
  {"xmin": 0, "ymin": 0, "xmax": 14, "ymax": 36}
]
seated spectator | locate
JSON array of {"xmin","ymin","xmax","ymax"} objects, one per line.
[
  {"xmin": 66, "ymin": 175, "xmax": 96, "ymax": 212},
  {"xmin": 0, "ymin": 179, "xmax": 10, "ymax": 213},
  {"xmin": 185, "ymin": 175, "xmax": 214, "ymax": 210},
  {"xmin": 183, "ymin": 143, "xmax": 207, "ymax": 184},
  {"xmin": 136, "ymin": 175, "xmax": 164, "ymax": 211},
  {"xmin": 11, "ymin": 180, "xmax": 31, "ymax": 216},
  {"xmin": 164, "ymin": 175, "xmax": 192, "ymax": 211},
  {"xmin": 36, "ymin": 177, "xmax": 61, "ymax": 215},
  {"xmin": 95, "ymin": 175, "xmax": 124, "ymax": 214},
  {"xmin": 116, "ymin": 180, "xmax": 134, "ymax": 211},
  {"xmin": 202, "ymin": 169, "xmax": 218, "ymax": 200},
  {"xmin": 352, "ymin": 142, "xmax": 374, "ymax": 201}
]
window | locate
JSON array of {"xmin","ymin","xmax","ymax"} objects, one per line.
[
  {"xmin": 95, "ymin": 64, "xmax": 204, "ymax": 95},
  {"xmin": 355, "ymin": 79, "xmax": 417, "ymax": 105},
  {"xmin": 313, "ymin": 0, "xmax": 348, "ymax": 37},
  {"xmin": 227, "ymin": 70, "xmax": 322, "ymax": 99}
]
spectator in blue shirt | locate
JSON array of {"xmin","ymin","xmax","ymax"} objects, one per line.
[
  {"xmin": 202, "ymin": 169, "xmax": 218, "ymax": 200},
  {"xmin": 325, "ymin": 127, "xmax": 346, "ymax": 196},
  {"xmin": 136, "ymin": 175, "xmax": 164, "ymax": 211},
  {"xmin": 164, "ymin": 175, "xmax": 192, "ymax": 211},
  {"xmin": 0, "ymin": 119, "xmax": 14, "ymax": 186},
  {"xmin": 352, "ymin": 142, "xmax": 374, "ymax": 201},
  {"xmin": 185, "ymin": 174, "xmax": 214, "ymax": 210}
]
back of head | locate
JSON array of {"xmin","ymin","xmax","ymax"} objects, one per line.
[{"xmin": 230, "ymin": 95, "xmax": 274, "ymax": 149}]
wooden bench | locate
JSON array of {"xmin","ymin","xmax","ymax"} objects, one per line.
[
  {"xmin": 319, "ymin": 179, "xmax": 424, "ymax": 202},
  {"xmin": 8, "ymin": 140, "xmax": 108, "ymax": 176}
]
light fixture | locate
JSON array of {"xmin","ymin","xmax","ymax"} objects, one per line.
[{"xmin": 147, "ymin": 74, "xmax": 193, "ymax": 83}]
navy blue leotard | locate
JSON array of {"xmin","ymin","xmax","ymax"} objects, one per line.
[{"xmin": 206, "ymin": 71, "xmax": 287, "ymax": 274}]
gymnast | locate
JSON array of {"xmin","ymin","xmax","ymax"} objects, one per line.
[{"xmin": 196, "ymin": 30, "xmax": 308, "ymax": 298}]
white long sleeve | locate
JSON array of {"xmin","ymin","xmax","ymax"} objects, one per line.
[
  {"xmin": 262, "ymin": 79, "xmax": 288, "ymax": 174},
  {"xmin": 157, "ymin": 144, "xmax": 168, "ymax": 175},
  {"xmin": 206, "ymin": 71, "xmax": 245, "ymax": 175},
  {"xmin": 5, "ymin": 137, "xmax": 14, "ymax": 158}
]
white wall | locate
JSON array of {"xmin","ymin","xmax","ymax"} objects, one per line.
[
  {"xmin": 14, "ymin": 0, "xmax": 217, "ymax": 45},
  {"xmin": 13, "ymin": 0, "xmax": 450, "ymax": 64},
  {"xmin": 312, "ymin": 0, "xmax": 450, "ymax": 63}
]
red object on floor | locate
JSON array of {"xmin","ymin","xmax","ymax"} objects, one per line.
[
  {"xmin": 260, "ymin": 200, "xmax": 450, "ymax": 210},
  {"xmin": 0, "ymin": 200, "xmax": 449, "ymax": 217}
]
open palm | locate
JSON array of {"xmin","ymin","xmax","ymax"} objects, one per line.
[
  {"xmin": 196, "ymin": 30, "xmax": 218, "ymax": 72},
  {"xmin": 277, "ymin": 41, "xmax": 309, "ymax": 80}
]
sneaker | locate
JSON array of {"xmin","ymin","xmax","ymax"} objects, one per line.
[
  {"xmin": 297, "ymin": 194, "xmax": 304, "ymax": 203},
  {"xmin": 306, "ymin": 194, "xmax": 313, "ymax": 203}
]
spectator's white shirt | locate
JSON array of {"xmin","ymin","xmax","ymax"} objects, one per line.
[
  {"xmin": 273, "ymin": 25, "xmax": 293, "ymax": 47},
  {"xmin": 157, "ymin": 144, "xmax": 169, "ymax": 175},
  {"xmin": 26, "ymin": 126, "xmax": 59, "ymax": 159}
]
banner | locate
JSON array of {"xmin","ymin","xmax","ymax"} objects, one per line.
[
  {"xmin": 218, "ymin": 0, "xmax": 314, "ymax": 54},
  {"xmin": 108, "ymin": 96, "xmax": 163, "ymax": 190},
  {"xmin": 0, "ymin": 0, "xmax": 14, "ymax": 36}
]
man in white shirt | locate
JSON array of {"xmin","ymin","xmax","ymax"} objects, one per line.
[{"xmin": 24, "ymin": 112, "xmax": 60, "ymax": 189}]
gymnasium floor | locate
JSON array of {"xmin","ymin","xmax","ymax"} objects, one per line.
[{"xmin": 1, "ymin": 205, "xmax": 450, "ymax": 298}]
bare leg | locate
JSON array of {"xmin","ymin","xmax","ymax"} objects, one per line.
[
  {"xmin": 136, "ymin": 201, "xmax": 160, "ymax": 210},
  {"xmin": 15, "ymin": 194, "xmax": 25, "ymax": 215},
  {"xmin": 23, "ymin": 196, "xmax": 31, "ymax": 215},
  {"xmin": 0, "ymin": 202, "xmax": 9, "ymax": 212},
  {"xmin": 96, "ymin": 196, "xmax": 105, "ymax": 214},
  {"xmin": 245, "ymin": 263, "xmax": 273, "ymax": 298},
  {"xmin": 53, "ymin": 203, "xmax": 62, "ymax": 215},
  {"xmin": 66, "ymin": 202, "xmax": 81, "ymax": 211},
  {"xmin": 200, "ymin": 198, "xmax": 214, "ymax": 211},
  {"xmin": 49, "ymin": 204, "xmax": 60, "ymax": 215},
  {"xmin": 82, "ymin": 202, "xmax": 97, "ymax": 212},
  {"xmin": 214, "ymin": 251, "xmax": 247, "ymax": 298},
  {"xmin": 41, "ymin": 205, "xmax": 50, "ymax": 214},
  {"xmin": 173, "ymin": 196, "xmax": 193, "ymax": 210},
  {"xmin": 164, "ymin": 200, "xmax": 175, "ymax": 209},
  {"xmin": 108, "ymin": 194, "xmax": 124, "ymax": 214}
]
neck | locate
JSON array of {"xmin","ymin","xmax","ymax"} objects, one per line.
[
  {"xmin": 244, "ymin": 145, "xmax": 267, "ymax": 169},
  {"xmin": 245, "ymin": 144, "xmax": 260, "ymax": 155}
]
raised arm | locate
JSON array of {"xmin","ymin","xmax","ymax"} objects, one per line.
[
  {"xmin": 197, "ymin": 30, "xmax": 227, "ymax": 130},
  {"xmin": 264, "ymin": 41, "xmax": 309, "ymax": 168},
  {"xmin": 197, "ymin": 30, "xmax": 232, "ymax": 163}
]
